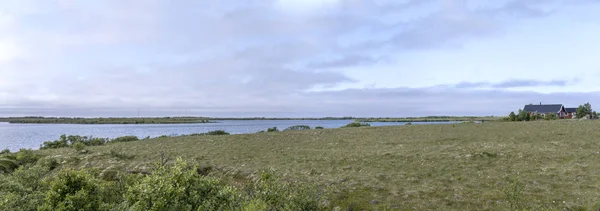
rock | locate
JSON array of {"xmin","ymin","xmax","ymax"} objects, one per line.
[
  {"xmin": 370, "ymin": 200, "xmax": 380, "ymax": 205},
  {"xmin": 343, "ymin": 166, "xmax": 353, "ymax": 170}
]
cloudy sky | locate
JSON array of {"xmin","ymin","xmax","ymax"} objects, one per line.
[{"xmin": 1, "ymin": 0, "xmax": 600, "ymax": 117}]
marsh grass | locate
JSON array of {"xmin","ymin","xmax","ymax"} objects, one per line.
[{"xmin": 35, "ymin": 120, "xmax": 600, "ymax": 210}]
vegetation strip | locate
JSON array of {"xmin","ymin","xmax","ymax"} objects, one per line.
[{"xmin": 0, "ymin": 116, "xmax": 502, "ymax": 124}]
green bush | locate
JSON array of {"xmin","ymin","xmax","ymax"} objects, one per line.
[
  {"xmin": 0, "ymin": 164, "xmax": 50, "ymax": 211},
  {"xmin": 73, "ymin": 142, "xmax": 86, "ymax": 152},
  {"xmin": 40, "ymin": 139, "xmax": 68, "ymax": 150},
  {"xmin": 109, "ymin": 136, "xmax": 139, "ymax": 143},
  {"xmin": 1, "ymin": 149, "xmax": 41, "ymax": 173},
  {"xmin": 0, "ymin": 157, "xmax": 18, "ymax": 173},
  {"xmin": 284, "ymin": 125, "xmax": 312, "ymax": 131},
  {"xmin": 15, "ymin": 149, "xmax": 40, "ymax": 165},
  {"xmin": 37, "ymin": 158, "xmax": 60, "ymax": 171},
  {"xmin": 0, "ymin": 149, "xmax": 10, "ymax": 154},
  {"xmin": 342, "ymin": 122, "xmax": 371, "ymax": 128},
  {"xmin": 315, "ymin": 126, "xmax": 324, "ymax": 129},
  {"xmin": 82, "ymin": 137, "xmax": 108, "ymax": 146},
  {"xmin": 544, "ymin": 113, "xmax": 557, "ymax": 120},
  {"xmin": 245, "ymin": 170, "xmax": 324, "ymax": 210},
  {"xmin": 0, "ymin": 155, "xmax": 329, "ymax": 210},
  {"xmin": 508, "ymin": 112, "xmax": 517, "ymax": 121},
  {"xmin": 39, "ymin": 169, "xmax": 106, "ymax": 211},
  {"xmin": 267, "ymin": 127, "xmax": 279, "ymax": 132},
  {"xmin": 40, "ymin": 135, "xmax": 110, "ymax": 149},
  {"xmin": 189, "ymin": 130, "xmax": 230, "ymax": 136},
  {"xmin": 124, "ymin": 158, "xmax": 241, "ymax": 210},
  {"xmin": 205, "ymin": 130, "xmax": 230, "ymax": 135}
]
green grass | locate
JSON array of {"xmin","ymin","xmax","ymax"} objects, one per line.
[
  {"xmin": 36, "ymin": 120, "xmax": 600, "ymax": 210},
  {"xmin": 357, "ymin": 116, "xmax": 503, "ymax": 122}
]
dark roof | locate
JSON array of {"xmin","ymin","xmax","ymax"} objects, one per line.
[
  {"xmin": 523, "ymin": 104, "xmax": 564, "ymax": 113},
  {"xmin": 565, "ymin": 107, "xmax": 577, "ymax": 113}
]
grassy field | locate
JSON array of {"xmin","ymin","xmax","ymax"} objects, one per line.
[
  {"xmin": 37, "ymin": 120, "xmax": 600, "ymax": 210},
  {"xmin": 357, "ymin": 116, "xmax": 503, "ymax": 122}
]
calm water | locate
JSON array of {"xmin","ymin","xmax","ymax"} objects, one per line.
[{"xmin": 0, "ymin": 120, "xmax": 458, "ymax": 151}]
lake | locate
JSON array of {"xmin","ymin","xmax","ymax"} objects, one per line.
[{"xmin": 0, "ymin": 120, "xmax": 459, "ymax": 151}]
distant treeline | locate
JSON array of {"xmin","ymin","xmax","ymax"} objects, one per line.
[
  {"xmin": 0, "ymin": 116, "xmax": 356, "ymax": 124},
  {"xmin": 0, "ymin": 117, "xmax": 213, "ymax": 124}
]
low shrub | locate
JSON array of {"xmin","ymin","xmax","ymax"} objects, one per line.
[
  {"xmin": 124, "ymin": 158, "xmax": 241, "ymax": 210},
  {"xmin": 15, "ymin": 149, "xmax": 40, "ymax": 165},
  {"xmin": 267, "ymin": 127, "xmax": 279, "ymax": 132},
  {"xmin": 109, "ymin": 136, "xmax": 139, "ymax": 143},
  {"xmin": 41, "ymin": 135, "xmax": 110, "ymax": 149},
  {"xmin": 0, "ymin": 164, "xmax": 50, "ymax": 210},
  {"xmin": 40, "ymin": 139, "xmax": 68, "ymax": 150},
  {"xmin": 39, "ymin": 169, "xmax": 106, "ymax": 211},
  {"xmin": 0, "ymin": 157, "xmax": 18, "ymax": 173},
  {"xmin": 315, "ymin": 126, "xmax": 324, "ymax": 129},
  {"xmin": 82, "ymin": 137, "xmax": 109, "ymax": 146},
  {"xmin": 73, "ymin": 142, "xmax": 86, "ymax": 152},
  {"xmin": 245, "ymin": 170, "xmax": 325, "ymax": 210},
  {"xmin": 342, "ymin": 122, "xmax": 371, "ymax": 128},
  {"xmin": 284, "ymin": 125, "xmax": 312, "ymax": 131},
  {"xmin": 0, "ymin": 149, "xmax": 10, "ymax": 154},
  {"xmin": 1, "ymin": 149, "xmax": 41, "ymax": 173},
  {"xmin": 206, "ymin": 130, "xmax": 230, "ymax": 135},
  {"xmin": 0, "ymin": 156, "xmax": 329, "ymax": 210},
  {"xmin": 189, "ymin": 130, "xmax": 231, "ymax": 136}
]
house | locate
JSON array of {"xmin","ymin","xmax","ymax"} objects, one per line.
[
  {"xmin": 565, "ymin": 107, "xmax": 577, "ymax": 119},
  {"xmin": 523, "ymin": 103, "xmax": 568, "ymax": 118}
]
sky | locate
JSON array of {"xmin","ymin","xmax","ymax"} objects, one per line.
[{"xmin": 1, "ymin": 0, "xmax": 600, "ymax": 117}]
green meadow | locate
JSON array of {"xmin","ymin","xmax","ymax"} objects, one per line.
[{"xmin": 3, "ymin": 120, "xmax": 600, "ymax": 210}]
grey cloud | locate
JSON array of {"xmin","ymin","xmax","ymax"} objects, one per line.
[
  {"xmin": 494, "ymin": 1, "xmax": 553, "ymax": 18},
  {"xmin": 492, "ymin": 79, "xmax": 569, "ymax": 88},
  {"xmin": 453, "ymin": 79, "xmax": 573, "ymax": 89},
  {"xmin": 363, "ymin": 0, "xmax": 559, "ymax": 50},
  {"xmin": 454, "ymin": 82, "xmax": 490, "ymax": 89},
  {"xmin": 306, "ymin": 55, "xmax": 381, "ymax": 69}
]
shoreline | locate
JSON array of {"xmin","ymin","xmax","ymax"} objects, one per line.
[{"xmin": 0, "ymin": 116, "xmax": 498, "ymax": 124}]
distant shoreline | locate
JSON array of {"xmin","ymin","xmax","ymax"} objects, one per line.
[
  {"xmin": 0, "ymin": 117, "xmax": 215, "ymax": 124},
  {"xmin": 0, "ymin": 116, "xmax": 501, "ymax": 124}
]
